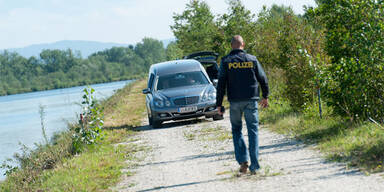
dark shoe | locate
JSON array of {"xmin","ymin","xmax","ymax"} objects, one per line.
[
  {"xmin": 250, "ymin": 169, "xmax": 260, "ymax": 175},
  {"xmin": 239, "ymin": 162, "xmax": 249, "ymax": 174}
]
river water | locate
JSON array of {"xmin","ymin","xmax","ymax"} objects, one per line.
[{"xmin": 0, "ymin": 80, "xmax": 132, "ymax": 179}]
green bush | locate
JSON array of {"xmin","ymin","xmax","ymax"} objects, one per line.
[
  {"xmin": 254, "ymin": 6, "xmax": 330, "ymax": 110},
  {"xmin": 309, "ymin": 0, "xmax": 384, "ymax": 121},
  {"xmin": 72, "ymin": 87, "xmax": 105, "ymax": 153}
]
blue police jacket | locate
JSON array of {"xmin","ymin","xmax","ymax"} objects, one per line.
[{"xmin": 216, "ymin": 49, "xmax": 269, "ymax": 106}]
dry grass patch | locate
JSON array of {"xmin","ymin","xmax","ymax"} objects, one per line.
[{"xmin": 103, "ymin": 79, "xmax": 147, "ymax": 128}]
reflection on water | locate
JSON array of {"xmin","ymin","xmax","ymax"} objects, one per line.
[{"xmin": 0, "ymin": 80, "xmax": 132, "ymax": 179}]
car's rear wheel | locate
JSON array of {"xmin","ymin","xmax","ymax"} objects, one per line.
[{"xmin": 213, "ymin": 114, "xmax": 224, "ymax": 121}]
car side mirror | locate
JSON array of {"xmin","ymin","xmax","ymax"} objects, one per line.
[
  {"xmin": 212, "ymin": 79, "xmax": 218, "ymax": 87},
  {"xmin": 142, "ymin": 88, "xmax": 151, "ymax": 94}
]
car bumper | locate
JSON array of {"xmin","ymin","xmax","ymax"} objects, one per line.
[{"xmin": 152, "ymin": 102, "xmax": 219, "ymax": 122}]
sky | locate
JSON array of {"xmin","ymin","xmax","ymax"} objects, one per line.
[{"xmin": 0, "ymin": 0, "xmax": 317, "ymax": 49}]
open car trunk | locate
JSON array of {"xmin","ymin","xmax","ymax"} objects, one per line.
[{"xmin": 184, "ymin": 51, "xmax": 219, "ymax": 82}]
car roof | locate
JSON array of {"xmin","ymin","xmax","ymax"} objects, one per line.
[{"xmin": 151, "ymin": 59, "xmax": 203, "ymax": 76}]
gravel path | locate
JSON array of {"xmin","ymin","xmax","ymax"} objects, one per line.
[{"xmin": 115, "ymin": 114, "xmax": 384, "ymax": 192}]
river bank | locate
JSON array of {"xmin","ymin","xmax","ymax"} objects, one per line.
[
  {"xmin": 0, "ymin": 79, "xmax": 136, "ymax": 186},
  {"xmin": 0, "ymin": 79, "xmax": 147, "ymax": 191}
]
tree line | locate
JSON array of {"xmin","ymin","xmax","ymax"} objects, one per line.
[
  {"xmin": 0, "ymin": 38, "xmax": 166, "ymax": 96},
  {"xmin": 170, "ymin": 0, "xmax": 384, "ymax": 122}
]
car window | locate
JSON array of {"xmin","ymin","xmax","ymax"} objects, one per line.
[
  {"xmin": 157, "ymin": 71, "xmax": 209, "ymax": 90},
  {"xmin": 148, "ymin": 73, "xmax": 155, "ymax": 89}
]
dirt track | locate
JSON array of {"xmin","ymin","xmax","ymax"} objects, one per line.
[{"xmin": 115, "ymin": 114, "xmax": 384, "ymax": 192}]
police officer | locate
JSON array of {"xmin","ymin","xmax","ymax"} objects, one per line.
[{"xmin": 216, "ymin": 35, "xmax": 269, "ymax": 175}]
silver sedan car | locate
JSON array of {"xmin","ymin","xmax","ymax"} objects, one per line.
[{"xmin": 142, "ymin": 59, "xmax": 223, "ymax": 128}]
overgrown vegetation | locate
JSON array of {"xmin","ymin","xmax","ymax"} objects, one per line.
[
  {"xmin": 172, "ymin": 0, "xmax": 383, "ymax": 118},
  {"xmin": 0, "ymin": 38, "xmax": 166, "ymax": 96},
  {"xmin": 0, "ymin": 80, "xmax": 148, "ymax": 191},
  {"xmin": 172, "ymin": 0, "xmax": 384, "ymax": 172},
  {"xmin": 307, "ymin": 0, "xmax": 384, "ymax": 121}
]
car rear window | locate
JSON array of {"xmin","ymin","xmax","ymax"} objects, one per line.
[{"xmin": 157, "ymin": 71, "xmax": 209, "ymax": 90}]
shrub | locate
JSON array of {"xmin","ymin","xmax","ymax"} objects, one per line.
[
  {"xmin": 72, "ymin": 86, "xmax": 104, "ymax": 153},
  {"xmin": 309, "ymin": 0, "xmax": 384, "ymax": 121},
  {"xmin": 254, "ymin": 6, "xmax": 330, "ymax": 110}
]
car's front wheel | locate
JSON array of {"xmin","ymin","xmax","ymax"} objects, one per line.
[
  {"xmin": 151, "ymin": 118, "xmax": 162, "ymax": 128},
  {"xmin": 149, "ymin": 115, "xmax": 162, "ymax": 128},
  {"xmin": 149, "ymin": 111, "xmax": 162, "ymax": 128},
  {"xmin": 148, "ymin": 114, "xmax": 152, "ymax": 126}
]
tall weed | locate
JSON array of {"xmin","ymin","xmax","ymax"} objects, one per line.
[{"xmin": 72, "ymin": 86, "xmax": 105, "ymax": 153}]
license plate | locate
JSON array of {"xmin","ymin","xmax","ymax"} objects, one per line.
[{"xmin": 178, "ymin": 106, "xmax": 197, "ymax": 113}]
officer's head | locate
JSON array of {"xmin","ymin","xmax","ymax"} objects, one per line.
[{"xmin": 231, "ymin": 35, "xmax": 244, "ymax": 50}]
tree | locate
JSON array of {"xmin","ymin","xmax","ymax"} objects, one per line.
[
  {"xmin": 0, "ymin": 37, "xmax": 167, "ymax": 96},
  {"xmin": 40, "ymin": 49, "xmax": 78, "ymax": 73},
  {"xmin": 310, "ymin": 0, "xmax": 384, "ymax": 121},
  {"xmin": 216, "ymin": 0, "xmax": 257, "ymax": 56},
  {"xmin": 251, "ymin": 5, "xmax": 329, "ymax": 110},
  {"xmin": 166, "ymin": 41, "xmax": 184, "ymax": 60},
  {"xmin": 171, "ymin": 0, "xmax": 220, "ymax": 55},
  {"xmin": 135, "ymin": 38, "xmax": 166, "ymax": 68}
]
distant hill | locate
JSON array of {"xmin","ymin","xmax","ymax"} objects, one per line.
[{"xmin": 2, "ymin": 39, "xmax": 175, "ymax": 58}]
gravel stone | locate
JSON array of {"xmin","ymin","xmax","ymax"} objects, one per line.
[{"xmin": 115, "ymin": 114, "xmax": 384, "ymax": 192}]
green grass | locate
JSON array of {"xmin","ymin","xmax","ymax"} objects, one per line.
[
  {"xmin": 183, "ymin": 132, "xmax": 196, "ymax": 141},
  {"xmin": 211, "ymin": 131, "xmax": 232, "ymax": 142},
  {"xmin": 36, "ymin": 131, "xmax": 143, "ymax": 192},
  {"xmin": 103, "ymin": 79, "xmax": 147, "ymax": 128},
  {"xmin": 260, "ymin": 99, "xmax": 384, "ymax": 172},
  {"xmin": 204, "ymin": 126, "xmax": 232, "ymax": 142},
  {"xmin": 0, "ymin": 79, "xmax": 149, "ymax": 191}
]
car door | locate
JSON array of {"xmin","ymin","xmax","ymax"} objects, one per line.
[{"xmin": 146, "ymin": 73, "xmax": 155, "ymax": 118}]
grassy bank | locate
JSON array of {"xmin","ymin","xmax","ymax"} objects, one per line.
[
  {"xmin": 0, "ymin": 79, "xmax": 148, "ymax": 191},
  {"xmin": 260, "ymin": 99, "xmax": 384, "ymax": 173}
]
